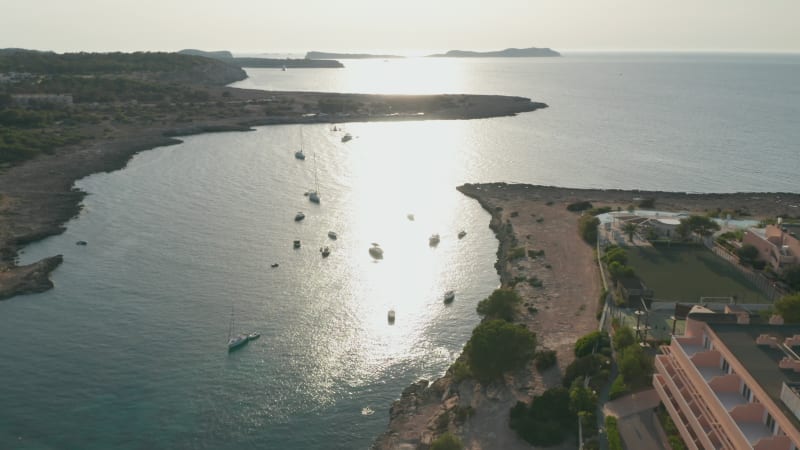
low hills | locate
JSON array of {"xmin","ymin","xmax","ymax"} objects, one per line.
[
  {"xmin": 178, "ymin": 49, "xmax": 343, "ymax": 68},
  {"xmin": 305, "ymin": 51, "xmax": 404, "ymax": 60}
]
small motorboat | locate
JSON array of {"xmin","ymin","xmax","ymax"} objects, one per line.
[
  {"xmin": 76, "ymin": 240, "xmax": 88, "ymax": 246},
  {"xmin": 369, "ymin": 243, "xmax": 384, "ymax": 259},
  {"xmin": 248, "ymin": 332, "xmax": 261, "ymax": 341},
  {"xmin": 458, "ymin": 230, "xmax": 467, "ymax": 239},
  {"xmin": 407, "ymin": 214, "xmax": 415, "ymax": 221},
  {"xmin": 294, "ymin": 212, "xmax": 305, "ymax": 221},
  {"xmin": 320, "ymin": 247, "xmax": 331, "ymax": 258},
  {"xmin": 341, "ymin": 133, "xmax": 353, "ymax": 142},
  {"xmin": 293, "ymin": 240, "xmax": 301, "ymax": 249},
  {"xmin": 429, "ymin": 234, "xmax": 440, "ymax": 247},
  {"xmin": 387, "ymin": 309, "xmax": 396, "ymax": 324},
  {"xmin": 328, "ymin": 231, "xmax": 338, "ymax": 240},
  {"xmin": 444, "ymin": 290, "xmax": 455, "ymax": 304},
  {"xmin": 271, "ymin": 263, "xmax": 279, "ymax": 268},
  {"xmin": 295, "ymin": 149, "xmax": 305, "ymax": 160}
]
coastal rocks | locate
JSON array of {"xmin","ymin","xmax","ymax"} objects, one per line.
[{"xmin": 0, "ymin": 255, "xmax": 63, "ymax": 300}]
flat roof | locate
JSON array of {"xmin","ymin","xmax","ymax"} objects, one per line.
[{"xmin": 709, "ymin": 322, "xmax": 800, "ymax": 432}]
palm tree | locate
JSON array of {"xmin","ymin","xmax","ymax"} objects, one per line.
[{"xmin": 622, "ymin": 222, "xmax": 638, "ymax": 243}]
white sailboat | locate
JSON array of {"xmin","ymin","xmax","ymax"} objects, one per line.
[
  {"xmin": 227, "ymin": 306, "xmax": 248, "ymax": 351},
  {"xmin": 308, "ymin": 153, "xmax": 320, "ymax": 204},
  {"xmin": 295, "ymin": 128, "xmax": 306, "ymax": 160}
]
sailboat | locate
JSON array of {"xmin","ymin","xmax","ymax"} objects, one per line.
[
  {"xmin": 294, "ymin": 128, "xmax": 306, "ymax": 160},
  {"xmin": 227, "ymin": 306, "xmax": 249, "ymax": 351},
  {"xmin": 308, "ymin": 153, "xmax": 320, "ymax": 204}
]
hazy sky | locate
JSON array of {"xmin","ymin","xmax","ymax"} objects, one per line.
[{"xmin": 2, "ymin": 0, "xmax": 799, "ymax": 54}]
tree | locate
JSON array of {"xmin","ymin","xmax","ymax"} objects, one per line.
[
  {"xmin": 783, "ymin": 266, "xmax": 800, "ymax": 292},
  {"xmin": 476, "ymin": 288, "xmax": 521, "ymax": 322},
  {"xmin": 465, "ymin": 319, "xmax": 536, "ymax": 381},
  {"xmin": 574, "ymin": 331, "xmax": 610, "ymax": 358},
  {"xmin": 431, "ymin": 432, "xmax": 463, "ymax": 450},
  {"xmin": 622, "ymin": 222, "xmax": 638, "ymax": 243},
  {"xmin": 613, "ymin": 326, "xmax": 637, "ymax": 350},
  {"xmin": 509, "ymin": 388, "xmax": 574, "ymax": 446},
  {"xmin": 775, "ymin": 294, "xmax": 800, "ymax": 323},
  {"xmin": 603, "ymin": 246, "xmax": 628, "ymax": 265},
  {"xmin": 618, "ymin": 344, "xmax": 654, "ymax": 387},
  {"xmin": 736, "ymin": 244, "xmax": 759, "ymax": 264},
  {"xmin": 678, "ymin": 215, "xmax": 721, "ymax": 239}
]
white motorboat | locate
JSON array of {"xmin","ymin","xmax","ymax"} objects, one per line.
[
  {"xmin": 341, "ymin": 133, "xmax": 352, "ymax": 142},
  {"xmin": 248, "ymin": 332, "xmax": 261, "ymax": 341},
  {"xmin": 227, "ymin": 307, "xmax": 249, "ymax": 351}
]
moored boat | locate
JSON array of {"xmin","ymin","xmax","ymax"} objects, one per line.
[
  {"xmin": 248, "ymin": 332, "xmax": 261, "ymax": 340},
  {"xmin": 387, "ymin": 309, "xmax": 396, "ymax": 323},
  {"xmin": 295, "ymin": 211, "xmax": 305, "ymax": 221},
  {"xmin": 458, "ymin": 230, "xmax": 467, "ymax": 239},
  {"xmin": 328, "ymin": 231, "xmax": 338, "ymax": 240},
  {"xmin": 369, "ymin": 243, "xmax": 384, "ymax": 259},
  {"xmin": 444, "ymin": 290, "xmax": 455, "ymax": 304},
  {"xmin": 429, "ymin": 234, "xmax": 440, "ymax": 246},
  {"xmin": 293, "ymin": 240, "xmax": 301, "ymax": 249}
]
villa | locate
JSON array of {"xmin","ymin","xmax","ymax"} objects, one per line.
[{"xmin": 743, "ymin": 224, "xmax": 800, "ymax": 273}]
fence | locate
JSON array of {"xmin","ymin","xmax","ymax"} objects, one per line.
[{"xmin": 704, "ymin": 240, "xmax": 785, "ymax": 302}]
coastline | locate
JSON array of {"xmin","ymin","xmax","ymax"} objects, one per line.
[
  {"xmin": 372, "ymin": 182, "xmax": 800, "ymax": 449},
  {"xmin": 0, "ymin": 91, "xmax": 544, "ymax": 301}
]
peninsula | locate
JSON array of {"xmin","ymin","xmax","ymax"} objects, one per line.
[
  {"xmin": 178, "ymin": 49, "xmax": 344, "ymax": 68},
  {"xmin": 0, "ymin": 49, "xmax": 545, "ymax": 300},
  {"xmin": 428, "ymin": 46, "xmax": 561, "ymax": 58},
  {"xmin": 305, "ymin": 51, "xmax": 405, "ymax": 59}
]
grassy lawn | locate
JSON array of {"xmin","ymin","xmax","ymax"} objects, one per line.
[{"xmin": 626, "ymin": 244, "xmax": 769, "ymax": 304}]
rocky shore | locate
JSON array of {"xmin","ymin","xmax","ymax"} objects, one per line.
[{"xmin": 372, "ymin": 182, "xmax": 800, "ymax": 450}]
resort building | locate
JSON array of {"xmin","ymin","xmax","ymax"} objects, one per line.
[
  {"xmin": 743, "ymin": 225, "xmax": 799, "ymax": 273},
  {"xmin": 654, "ymin": 306, "xmax": 800, "ymax": 450}
]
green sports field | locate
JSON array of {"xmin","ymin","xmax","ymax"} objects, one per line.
[{"xmin": 625, "ymin": 245, "xmax": 769, "ymax": 304}]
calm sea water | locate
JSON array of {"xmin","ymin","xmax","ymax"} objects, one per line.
[{"xmin": 2, "ymin": 53, "xmax": 799, "ymax": 450}]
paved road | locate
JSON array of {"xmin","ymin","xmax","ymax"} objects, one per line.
[{"xmin": 617, "ymin": 410, "xmax": 669, "ymax": 450}]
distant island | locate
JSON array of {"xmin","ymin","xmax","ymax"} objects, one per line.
[
  {"xmin": 305, "ymin": 51, "xmax": 404, "ymax": 60},
  {"xmin": 428, "ymin": 47, "xmax": 561, "ymax": 58},
  {"xmin": 178, "ymin": 49, "xmax": 344, "ymax": 68}
]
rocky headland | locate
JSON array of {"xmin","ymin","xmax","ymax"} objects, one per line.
[{"xmin": 428, "ymin": 47, "xmax": 561, "ymax": 58}]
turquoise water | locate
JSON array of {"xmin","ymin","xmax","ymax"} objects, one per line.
[{"xmin": 1, "ymin": 53, "xmax": 799, "ymax": 449}]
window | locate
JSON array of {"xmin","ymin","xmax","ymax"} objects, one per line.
[
  {"xmin": 742, "ymin": 383, "xmax": 752, "ymax": 402},
  {"xmin": 721, "ymin": 358, "xmax": 730, "ymax": 374},
  {"xmin": 766, "ymin": 412, "xmax": 776, "ymax": 435},
  {"xmin": 704, "ymin": 335, "xmax": 710, "ymax": 349}
]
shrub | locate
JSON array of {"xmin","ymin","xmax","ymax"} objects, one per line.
[
  {"xmin": 606, "ymin": 416, "xmax": 622, "ymax": 450},
  {"xmin": 509, "ymin": 388, "xmax": 574, "ymax": 446},
  {"xmin": 736, "ymin": 244, "xmax": 759, "ymax": 263},
  {"xmin": 563, "ymin": 354, "xmax": 610, "ymax": 388},
  {"xmin": 574, "ymin": 331, "xmax": 610, "ymax": 358},
  {"xmin": 567, "ymin": 201, "xmax": 593, "ymax": 212},
  {"xmin": 609, "ymin": 375, "xmax": 629, "ymax": 400},
  {"xmin": 508, "ymin": 247, "xmax": 526, "ymax": 260},
  {"xmin": 465, "ymin": 320, "xmax": 536, "ymax": 381},
  {"xmin": 579, "ymin": 215, "xmax": 600, "ymax": 244},
  {"xmin": 430, "ymin": 432, "xmax": 463, "ymax": 450},
  {"xmin": 775, "ymin": 294, "xmax": 800, "ymax": 323},
  {"xmin": 450, "ymin": 360, "xmax": 471, "ymax": 383},
  {"xmin": 477, "ymin": 288, "xmax": 521, "ymax": 322},
  {"xmin": 535, "ymin": 350, "xmax": 557, "ymax": 370},
  {"xmin": 612, "ymin": 326, "xmax": 636, "ymax": 350},
  {"xmin": 638, "ymin": 198, "xmax": 655, "ymax": 208}
]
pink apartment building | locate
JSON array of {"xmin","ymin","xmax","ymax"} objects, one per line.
[
  {"xmin": 743, "ymin": 225, "xmax": 799, "ymax": 273},
  {"xmin": 654, "ymin": 306, "xmax": 800, "ymax": 450}
]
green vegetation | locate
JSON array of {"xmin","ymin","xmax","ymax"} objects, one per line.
[
  {"xmin": 609, "ymin": 375, "xmax": 629, "ymax": 400},
  {"xmin": 476, "ymin": 288, "xmax": 521, "ymax": 322},
  {"xmin": 563, "ymin": 353, "xmax": 611, "ymax": 390},
  {"xmin": 430, "ymin": 432, "xmax": 463, "ymax": 450},
  {"xmin": 605, "ymin": 416, "xmax": 623, "ymax": 450},
  {"xmin": 775, "ymin": 294, "xmax": 800, "ymax": 323},
  {"xmin": 464, "ymin": 319, "xmax": 536, "ymax": 381},
  {"xmin": 736, "ymin": 244, "xmax": 759, "ymax": 264},
  {"xmin": 574, "ymin": 331, "xmax": 611, "ymax": 358},
  {"xmin": 612, "ymin": 325, "xmax": 636, "ymax": 350},
  {"xmin": 603, "ymin": 245, "xmax": 635, "ymax": 280},
  {"xmin": 676, "ymin": 215, "xmax": 721, "ymax": 239},
  {"xmin": 567, "ymin": 201, "xmax": 593, "ymax": 212},
  {"xmin": 625, "ymin": 245, "xmax": 769, "ymax": 303},
  {"xmin": 509, "ymin": 387, "xmax": 574, "ymax": 446},
  {"xmin": 450, "ymin": 360, "xmax": 472, "ymax": 383},
  {"xmin": 508, "ymin": 246, "xmax": 527, "ymax": 260},
  {"xmin": 613, "ymin": 326, "xmax": 654, "ymax": 390},
  {"xmin": 622, "ymin": 222, "xmax": 638, "ymax": 242},
  {"xmin": 783, "ymin": 266, "xmax": 800, "ymax": 292},
  {"xmin": 535, "ymin": 349, "xmax": 557, "ymax": 370},
  {"xmin": 579, "ymin": 215, "xmax": 600, "ymax": 244},
  {"xmin": 638, "ymin": 198, "xmax": 656, "ymax": 209}
]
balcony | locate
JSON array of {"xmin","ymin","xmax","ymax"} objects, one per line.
[{"xmin": 740, "ymin": 422, "xmax": 773, "ymax": 446}]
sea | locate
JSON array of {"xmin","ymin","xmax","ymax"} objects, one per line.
[{"xmin": 1, "ymin": 53, "xmax": 799, "ymax": 450}]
